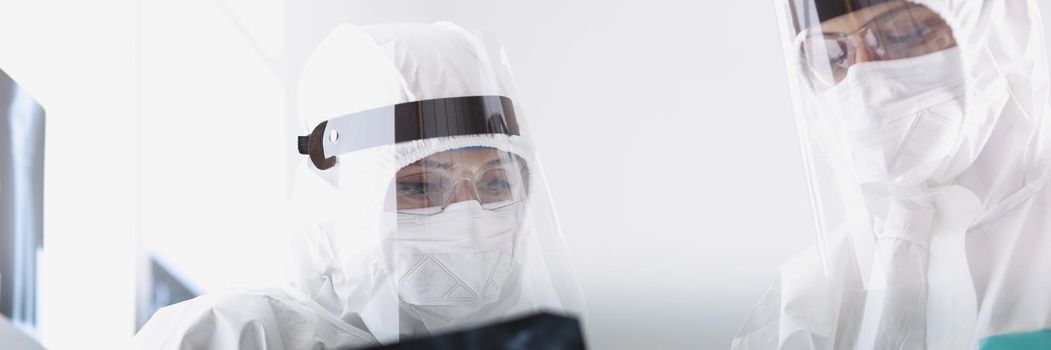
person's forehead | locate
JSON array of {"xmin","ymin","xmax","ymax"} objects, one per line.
[
  {"xmin": 813, "ymin": 0, "xmax": 912, "ymax": 34},
  {"xmin": 412, "ymin": 148, "xmax": 507, "ymax": 168}
]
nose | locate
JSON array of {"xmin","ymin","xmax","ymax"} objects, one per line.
[
  {"xmin": 851, "ymin": 31, "xmax": 879, "ymax": 64},
  {"xmin": 853, "ymin": 44, "xmax": 875, "ymax": 64},
  {"xmin": 447, "ymin": 178, "xmax": 479, "ymax": 205}
]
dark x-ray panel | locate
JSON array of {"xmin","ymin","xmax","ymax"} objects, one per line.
[
  {"xmin": 0, "ymin": 67, "xmax": 45, "ymax": 330},
  {"xmin": 358, "ymin": 313, "xmax": 586, "ymax": 350}
]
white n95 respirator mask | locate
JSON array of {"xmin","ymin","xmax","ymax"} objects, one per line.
[
  {"xmin": 389, "ymin": 200, "xmax": 521, "ymax": 309},
  {"xmin": 819, "ymin": 48, "xmax": 967, "ymax": 185}
]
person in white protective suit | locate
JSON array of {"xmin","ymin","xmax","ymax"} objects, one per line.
[
  {"xmin": 131, "ymin": 22, "xmax": 585, "ymax": 349},
  {"xmin": 733, "ymin": 0, "xmax": 1051, "ymax": 349}
]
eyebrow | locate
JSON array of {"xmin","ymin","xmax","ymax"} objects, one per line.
[
  {"xmin": 484, "ymin": 158, "xmax": 506, "ymax": 169},
  {"xmin": 414, "ymin": 156, "xmax": 510, "ymax": 171},
  {"xmin": 415, "ymin": 158, "xmax": 454, "ymax": 170},
  {"xmin": 816, "ymin": 2, "xmax": 915, "ymax": 35}
]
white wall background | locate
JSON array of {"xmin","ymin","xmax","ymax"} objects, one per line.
[
  {"xmin": 1, "ymin": 0, "xmax": 1051, "ymax": 349},
  {"xmin": 0, "ymin": 1, "xmax": 137, "ymax": 349}
]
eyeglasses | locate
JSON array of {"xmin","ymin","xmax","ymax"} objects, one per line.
[
  {"xmin": 798, "ymin": 3, "xmax": 956, "ymax": 89},
  {"xmin": 393, "ymin": 148, "xmax": 529, "ymax": 215}
]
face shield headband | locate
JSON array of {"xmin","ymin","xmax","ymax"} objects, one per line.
[{"xmin": 297, "ymin": 95, "xmax": 520, "ymax": 171}]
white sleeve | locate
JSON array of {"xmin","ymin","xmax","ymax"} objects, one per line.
[{"xmin": 130, "ymin": 293, "xmax": 286, "ymax": 350}]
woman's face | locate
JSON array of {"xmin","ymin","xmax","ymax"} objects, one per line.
[{"xmin": 393, "ymin": 147, "xmax": 529, "ymax": 214}]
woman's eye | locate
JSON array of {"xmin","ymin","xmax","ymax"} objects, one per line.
[
  {"xmin": 815, "ymin": 39, "xmax": 848, "ymax": 69},
  {"xmin": 482, "ymin": 179, "xmax": 512, "ymax": 194},
  {"xmin": 398, "ymin": 181, "xmax": 431, "ymax": 197},
  {"xmin": 826, "ymin": 51, "xmax": 847, "ymax": 68},
  {"xmin": 886, "ymin": 27, "xmax": 928, "ymax": 44},
  {"xmin": 881, "ymin": 16, "xmax": 943, "ymax": 44}
]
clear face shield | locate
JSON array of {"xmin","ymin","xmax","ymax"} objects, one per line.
[
  {"xmin": 289, "ymin": 24, "xmax": 584, "ymax": 343},
  {"xmin": 773, "ymin": 0, "xmax": 964, "ymax": 274}
]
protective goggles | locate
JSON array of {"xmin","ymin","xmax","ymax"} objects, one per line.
[{"xmin": 792, "ymin": 1, "xmax": 956, "ymax": 89}]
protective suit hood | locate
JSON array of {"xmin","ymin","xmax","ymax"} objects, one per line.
[{"xmin": 287, "ymin": 22, "xmax": 585, "ymax": 343}]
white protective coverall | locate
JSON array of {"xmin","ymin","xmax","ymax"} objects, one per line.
[
  {"xmin": 131, "ymin": 22, "xmax": 585, "ymax": 350},
  {"xmin": 734, "ymin": 0, "xmax": 1051, "ymax": 349}
]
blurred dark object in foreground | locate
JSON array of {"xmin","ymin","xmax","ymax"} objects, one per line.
[{"xmin": 359, "ymin": 312, "xmax": 585, "ymax": 350}]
